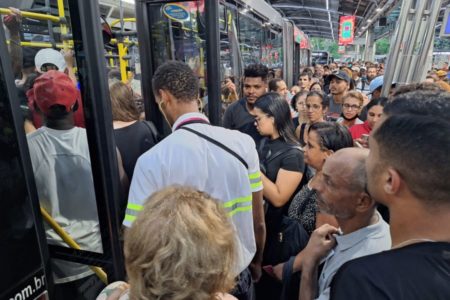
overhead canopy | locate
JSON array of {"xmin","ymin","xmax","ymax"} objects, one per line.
[{"xmin": 268, "ymin": 0, "xmax": 400, "ymax": 40}]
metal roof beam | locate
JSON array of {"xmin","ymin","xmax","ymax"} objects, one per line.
[
  {"xmin": 290, "ymin": 17, "xmax": 339, "ymax": 25},
  {"xmin": 272, "ymin": 4, "xmax": 363, "ymax": 19},
  {"xmin": 298, "ymin": 24, "xmax": 336, "ymax": 30}
]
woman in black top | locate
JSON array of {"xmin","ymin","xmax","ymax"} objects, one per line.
[
  {"xmin": 254, "ymin": 93, "xmax": 305, "ymax": 218},
  {"xmin": 110, "ymin": 82, "xmax": 158, "ymax": 182},
  {"xmin": 254, "ymin": 92, "xmax": 305, "ymax": 300}
]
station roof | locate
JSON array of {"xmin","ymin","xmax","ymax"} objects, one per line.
[{"xmin": 267, "ymin": 0, "xmax": 400, "ymax": 40}]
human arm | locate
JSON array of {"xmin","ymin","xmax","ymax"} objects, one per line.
[
  {"xmin": 4, "ymin": 7, "xmax": 23, "ymax": 77},
  {"xmin": 222, "ymin": 104, "xmax": 233, "ymax": 128},
  {"xmin": 250, "ymin": 189, "xmax": 266, "ymax": 282},
  {"xmin": 261, "ymin": 168, "xmax": 303, "ymax": 207},
  {"xmin": 61, "ymin": 49, "xmax": 78, "ymax": 85}
]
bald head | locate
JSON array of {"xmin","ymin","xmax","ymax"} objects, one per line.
[{"xmin": 328, "ymin": 148, "xmax": 369, "ymax": 192}]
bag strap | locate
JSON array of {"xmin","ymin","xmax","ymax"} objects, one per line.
[
  {"xmin": 179, "ymin": 126, "xmax": 248, "ymax": 169},
  {"xmin": 142, "ymin": 120, "xmax": 159, "ymax": 142},
  {"xmin": 264, "ymin": 145, "xmax": 303, "ymax": 166}
]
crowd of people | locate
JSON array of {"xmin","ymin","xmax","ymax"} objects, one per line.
[{"xmin": 3, "ymin": 6, "xmax": 450, "ymax": 300}]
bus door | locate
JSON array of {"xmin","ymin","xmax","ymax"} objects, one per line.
[
  {"xmin": 1, "ymin": 1, "xmax": 127, "ymax": 298},
  {"xmin": 0, "ymin": 20, "xmax": 51, "ymax": 300},
  {"xmin": 135, "ymin": 0, "xmax": 222, "ymax": 129}
]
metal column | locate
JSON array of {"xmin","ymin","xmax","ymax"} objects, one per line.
[
  {"xmin": 382, "ymin": 0, "xmax": 443, "ymax": 96},
  {"xmin": 364, "ymin": 26, "xmax": 375, "ymax": 62}
]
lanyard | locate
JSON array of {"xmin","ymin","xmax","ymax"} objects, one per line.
[{"xmin": 174, "ymin": 118, "xmax": 209, "ymax": 131}]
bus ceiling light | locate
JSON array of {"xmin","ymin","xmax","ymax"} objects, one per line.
[{"xmin": 121, "ymin": 0, "xmax": 135, "ymax": 4}]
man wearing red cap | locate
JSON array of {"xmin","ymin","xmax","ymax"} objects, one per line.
[{"xmin": 27, "ymin": 71, "xmax": 104, "ymax": 298}]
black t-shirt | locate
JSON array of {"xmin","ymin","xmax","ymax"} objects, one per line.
[
  {"xmin": 330, "ymin": 242, "xmax": 450, "ymax": 300},
  {"xmin": 222, "ymin": 98, "xmax": 263, "ymax": 147},
  {"xmin": 259, "ymin": 138, "xmax": 305, "ymax": 229},
  {"xmin": 114, "ymin": 121, "xmax": 157, "ymax": 181}
]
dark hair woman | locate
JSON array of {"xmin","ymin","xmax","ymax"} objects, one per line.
[
  {"xmin": 110, "ymin": 82, "xmax": 158, "ymax": 181},
  {"xmin": 349, "ymin": 97, "xmax": 387, "ymax": 147},
  {"xmin": 253, "ymin": 92, "xmax": 306, "ymax": 299},
  {"xmin": 288, "ymin": 122, "xmax": 353, "ymax": 235}
]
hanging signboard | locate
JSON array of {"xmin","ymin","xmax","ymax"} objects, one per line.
[
  {"xmin": 339, "ymin": 16, "xmax": 355, "ymax": 45},
  {"xmin": 163, "ymin": 3, "xmax": 190, "ymax": 22},
  {"xmin": 338, "ymin": 45, "xmax": 346, "ymax": 54}
]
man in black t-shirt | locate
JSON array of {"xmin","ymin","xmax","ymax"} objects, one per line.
[
  {"xmin": 330, "ymin": 99, "xmax": 450, "ymax": 299},
  {"xmin": 222, "ymin": 64, "xmax": 268, "ymax": 146}
]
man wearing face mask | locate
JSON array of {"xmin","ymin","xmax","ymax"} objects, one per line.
[{"xmin": 124, "ymin": 61, "xmax": 266, "ymax": 300}]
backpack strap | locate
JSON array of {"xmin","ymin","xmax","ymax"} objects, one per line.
[
  {"xmin": 142, "ymin": 120, "xmax": 159, "ymax": 142},
  {"xmin": 179, "ymin": 126, "xmax": 248, "ymax": 169}
]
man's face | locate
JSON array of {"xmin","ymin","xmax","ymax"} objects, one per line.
[
  {"xmin": 367, "ymin": 68, "xmax": 378, "ymax": 81},
  {"xmin": 365, "ymin": 137, "xmax": 386, "ymax": 205},
  {"xmin": 276, "ymin": 80, "xmax": 288, "ymax": 97},
  {"xmin": 244, "ymin": 77, "xmax": 267, "ymax": 104},
  {"xmin": 311, "ymin": 157, "xmax": 358, "ymax": 219},
  {"xmin": 329, "ymin": 78, "xmax": 349, "ymax": 95},
  {"xmin": 315, "ymin": 65, "xmax": 324, "ymax": 76},
  {"xmin": 298, "ymin": 75, "xmax": 311, "ymax": 90}
]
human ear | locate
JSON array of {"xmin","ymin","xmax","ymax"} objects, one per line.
[{"xmin": 384, "ymin": 168, "xmax": 401, "ymax": 195}]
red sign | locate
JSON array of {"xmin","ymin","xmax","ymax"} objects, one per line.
[{"xmin": 339, "ymin": 16, "xmax": 355, "ymax": 45}]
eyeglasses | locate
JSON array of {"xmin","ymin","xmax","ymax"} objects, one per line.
[
  {"xmin": 306, "ymin": 104, "xmax": 322, "ymax": 111},
  {"xmin": 342, "ymin": 103, "xmax": 361, "ymax": 110}
]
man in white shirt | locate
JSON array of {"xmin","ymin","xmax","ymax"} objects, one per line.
[{"xmin": 124, "ymin": 61, "xmax": 266, "ymax": 300}]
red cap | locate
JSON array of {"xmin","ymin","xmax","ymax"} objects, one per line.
[{"xmin": 33, "ymin": 70, "xmax": 78, "ymax": 115}]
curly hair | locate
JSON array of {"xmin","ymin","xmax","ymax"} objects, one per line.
[
  {"xmin": 152, "ymin": 61, "xmax": 199, "ymax": 103},
  {"xmin": 125, "ymin": 186, "xmax": 237, "ymax": 300},
  {"xmin": 244, "ymin": 63, "xmax": 269, "ymax": 81},
  {"xmin": 342, "ymin": 90, "xmax": 364, "ymax": 106}
]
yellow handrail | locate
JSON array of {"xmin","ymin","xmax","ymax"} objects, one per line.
[
  {"xmin": 56, "ymin": 0, "xmax": 69, "ymax": 50},
  {"xmin": 111, "ymin": 17, "xmax": 136, "ymax": 28},
  {"xmin": 0, "ymin": 8, "xmax": 60, "ymax": 23},
  {"xmin": 40, "ymin": 207, "xmax": 108, "ymax": 284}
]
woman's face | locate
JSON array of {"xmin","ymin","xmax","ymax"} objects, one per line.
[
  {"xmin": 304, "ymin": 130, "xmax": 328, "ymax": 170},
  {"xmin": 342, "ymin": 97, "xmax": 362, "ymax": 120},
  {"xmin": 295, "ymin": 94, "xmax": 307, "ymax": 116},
  {"xmin": 254, "ymin": 107, "xmax": 274, "ymax": 136},
  {"xmin": 367, "ymin": 105, "xmax": 384, "ymax": 129},
  {"xmin": 306, "ymin": 95, "xmax": 326, "ymax": 123},
  {"xmin": 310, "ymin": 83, "xmax": 322, "ymax": 92}
]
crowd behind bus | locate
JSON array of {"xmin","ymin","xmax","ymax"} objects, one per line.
[{"xmin": 3, "ymin": 7, "xmax": 450, "ymax": 300}]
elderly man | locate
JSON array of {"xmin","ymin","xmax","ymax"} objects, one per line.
[
  {"xmin": 330, "ymin": 93, "xmax": 450, "ymax": 300},
  {"xmin": 272, "ymin": 148, "xmax": 390, "ymax": 300}
]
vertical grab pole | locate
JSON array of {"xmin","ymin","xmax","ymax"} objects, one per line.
[{"xmin": 205, "ymin": 0, "xmax": 221, "ymax": 125}]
